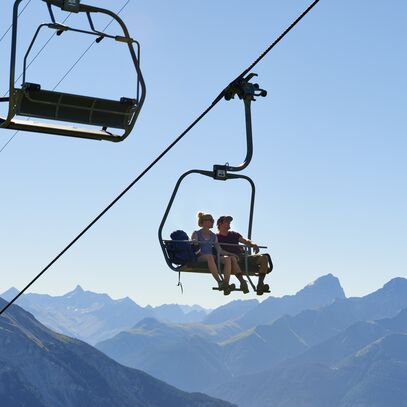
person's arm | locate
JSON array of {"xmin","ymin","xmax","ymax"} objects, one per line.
[
  {"xmin": 190, "ymin": 231, "xmax": 201, "ymax": 256},
  {"xmin": 239, "ymin": 236, "xmax": 260, "ymax": 254}
]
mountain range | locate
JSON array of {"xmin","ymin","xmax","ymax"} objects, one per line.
[
  {"xmin": 0, "ymin": 297, "xmax": 234, "ymax": 407},
  {"xmin": 94, "ymin": 274, "xmax": 349, "ymax": 390},
  {"xmin": 95, "ymin": 275, "xmax": 407, "ymax": 407},
  {"xmin": 0, "ymin": 285, "xmax": 208, "ymax": 344},
  {"xmin": 3, "ymin": 274, "xmax": 407, "ymax": 406},
  {"xmin": 210, "ymin": 309, "xmax": 407, "ymax": 407}
]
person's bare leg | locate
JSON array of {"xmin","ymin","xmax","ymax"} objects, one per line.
[
  {"xmin": 258, "ymin": 255, "xmax": 268, "ymax": 286},
  {"xmin": 221, "ymin": 256, "xmax": 232, "ymax": 284},
  {"xmin": 230, "ymin": 256, "xmax": 246, "ymax": 284},
  {"xmin": 201, "ymin": 254, "xmax": 221, "ymax": 282}
]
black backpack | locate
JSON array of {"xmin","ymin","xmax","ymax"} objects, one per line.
[{"xmin": 168, "ymin": 230, "xmax": 200, "ymax": 266}]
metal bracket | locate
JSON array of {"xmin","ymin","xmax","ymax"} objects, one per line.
[
  {"xmin": 213, "ymin": 164, "xmax": 229, "ymax": 180},
  {"xmin": 224, "ymin": 73, "xmax": 267, "ymax": 101},
  {"xmin": 43, "ymin": 0, "xmax": 81, "ymax": 13}
]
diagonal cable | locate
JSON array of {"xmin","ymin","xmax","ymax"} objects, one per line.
[
  {"xmin": 53, "ymin": 0, "xmax": 130, "ymax": 90},
  {"xmin": 8, "ymin": 13, "xmax": 73, "ymax": 96},
  {"xmin": 0, "ymin": 0, "xmax": 320, "ymax": 315},
  {"xmin": 0, "ymin": 0, "xmax": 32, "ymax": 44}
]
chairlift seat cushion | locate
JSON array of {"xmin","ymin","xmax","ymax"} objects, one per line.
[{"xmin": 14, "ymin": 84, "xmax": 136, "ymax": 129}]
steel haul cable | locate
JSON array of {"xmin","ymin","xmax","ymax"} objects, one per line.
[{"xmin": 0, "ymin": 0, "xmax": 320, "ymax": 316}]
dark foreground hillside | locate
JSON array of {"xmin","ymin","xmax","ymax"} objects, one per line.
[{"xmin": 0, "ymin": 298, "xmax": 235, "ymax": 407}]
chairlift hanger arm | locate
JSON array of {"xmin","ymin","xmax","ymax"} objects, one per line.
[{"xmin": 221, "ymin": 74, "xmax": 267, "ymax": 172}]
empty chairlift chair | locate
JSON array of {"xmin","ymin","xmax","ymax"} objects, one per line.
[{"xmin": 0, "ymin": 0, "xmax": 146, "ymax": 142}]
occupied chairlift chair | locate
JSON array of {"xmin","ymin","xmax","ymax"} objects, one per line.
[
  {"xmin": 158, "ymin": 75, "xmax": 273, "ymax": 294},
  {"xmin": 0, "ymin": 0, "xmax": 146, "ymax": 142}
]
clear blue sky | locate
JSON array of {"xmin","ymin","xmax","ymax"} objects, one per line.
[{"xmin": 0, "ymin": 0, "xmax": 405, "ymax": 308}]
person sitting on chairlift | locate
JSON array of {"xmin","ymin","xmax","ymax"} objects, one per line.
[
  {"xmin": 216, "ymin": 215, "xmax": 269, "ymax": 293},
  {"xmin": 191, "ymin": 212, "xmax": 236, "ymax": 295}
]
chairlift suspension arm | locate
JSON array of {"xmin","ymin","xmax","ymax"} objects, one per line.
[{"xmin": 221, "ymin": 75, "xmax": 267, "ymax": 172}]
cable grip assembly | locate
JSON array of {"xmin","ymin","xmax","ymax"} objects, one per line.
[{"xmin": 224, "ymin": 73, "xmax": 267, "ymax": 101}]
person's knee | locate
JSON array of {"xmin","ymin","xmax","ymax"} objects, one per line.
[{"xmin": 230, "ymin": 256, "xmax": 238, "ymax": 265}]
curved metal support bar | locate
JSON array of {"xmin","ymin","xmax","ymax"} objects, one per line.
[
  {"xmin": 1, "ymin": 0, "xmax": 24, "ymax": 128},
  {"xmin": 220, "ymin": 75, "xmax": 266, "ymax": 172},
  {"xmin": 158, "ymin": 169, "xmax": 256, "ymax": 272},
  {"xmin": 226, "ymin": 98, "xmax": 254, "ymax": 172},
  {"xmin": 22, "ymin": 24, "xmax": 49, "ymax": 85}
]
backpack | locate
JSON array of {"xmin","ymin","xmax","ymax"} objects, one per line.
[{"xmin": 168, "ymin": 230, "xmax": 200, "ymax": 266}]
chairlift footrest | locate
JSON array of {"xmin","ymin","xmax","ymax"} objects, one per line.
[{"xmin": 212, "ymin": 284, "xmax": 242, "ymax": 292}]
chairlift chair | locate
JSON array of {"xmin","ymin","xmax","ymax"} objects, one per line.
[
  {"xmin": 158, "ymin": 75, "xmax": 273, "ymax": 292},
  {"xmin": 159, "ymin": 168, "xmax": 273, "ymax": 277},
  {"xmin": 0, "ymin": 0, "xmax": 146, "ymax": 142}
]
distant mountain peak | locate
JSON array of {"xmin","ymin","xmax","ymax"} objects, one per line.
[
  {"xmin": 307, "ymin": 273, "xmax": 337, "ymax": 286},
  {"xmin": 298, "ymin": 274, "xmax": 345, "ymax": 300},
  {"xmin": 0, "ymin": 287, "xmax": 20, "ymax": 301},
  {"xmin": 382, "ymin": 277, "xmax": 407, "ymax": 291},
  {"xmin": 63, "ymin": 285, "xmax": 85, "ymax": 298},
  {"xmin": 73, "ymin": 284, "xmax": 84, "ymax": 293}
]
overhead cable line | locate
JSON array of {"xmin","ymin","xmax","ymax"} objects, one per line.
[
  {"xmin": 0, "ymin": 0, "xmax": 130, "ymax": 155},
  {"xmin": 0, "ymin": 14, "xmax": 72, "ymax": 154},
  {"xmin": 53, "ymin": 0, "xmax": 130, "ymax": 90},
  {"xmin": 0, "ymin": 0, "xmax": 32, "ymax": 44},
  {"xmin": 6, "ymin": 13, "xmax": 73, "ymax": 97},
  {"xmin": 0, "ymin": 0, "xmax": 320, "ymax": 316}
]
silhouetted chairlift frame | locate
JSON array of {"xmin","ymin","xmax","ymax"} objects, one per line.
[
  {"xmin": 0, "ymin": 0, "xmax": 146, "ymax": 142},
  {"xmin": 158, "ymin": 75, "xmax": 273, "ymax": 290}
]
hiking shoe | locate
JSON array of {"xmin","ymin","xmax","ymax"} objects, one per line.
[
  {"xmin": 256, "ymin": 283, "xmax": 269, "ymax": 295},
  {"xmin": 223, "ymin": 285, "xmax": 232, "ymax": 296},
  {"xmin": 240, "ymin": 281, "xmax": 249, "ymax": 294},
  {"xmin": 218, "ymin": 281, "xmax": 228, "ymax": 291}
]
